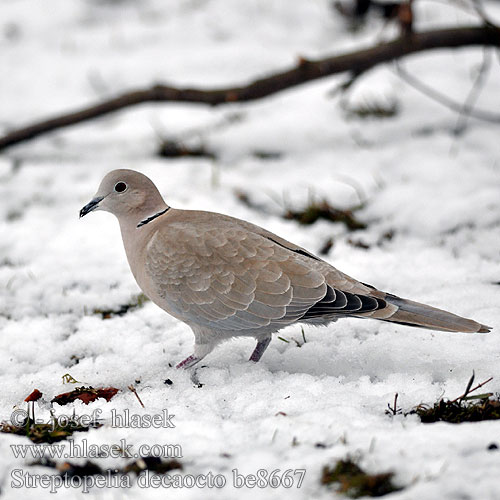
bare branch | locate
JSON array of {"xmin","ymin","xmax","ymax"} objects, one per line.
[{"xmin": 0, "ymin": 25, "xmax": 499, "ymax": 151}]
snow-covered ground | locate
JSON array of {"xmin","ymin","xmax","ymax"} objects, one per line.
[{"xmin": 1, "ymin": 0, "xmax": 500, "ymax": 498}]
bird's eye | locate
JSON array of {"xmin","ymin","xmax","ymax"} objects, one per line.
[{"xmin": 114, "ymin": 182, "xmax": 127, "ymax": 193}]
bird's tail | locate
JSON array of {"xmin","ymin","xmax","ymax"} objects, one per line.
[{"xmin": 383, "ymin": 293, "xmax": 491, "ymax": 333}]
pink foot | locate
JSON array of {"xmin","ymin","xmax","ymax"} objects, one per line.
[{"xmin": 176, "ymin": 354, "xmax": 201, "ymax": 369}]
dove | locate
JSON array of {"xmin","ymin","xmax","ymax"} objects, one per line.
[{"xmin": 80, "ymin": 169, "xmax": 491, "ymax": 369}]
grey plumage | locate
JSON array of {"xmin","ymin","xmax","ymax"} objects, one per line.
[{"xmin": 80, "ymin": 169, "xmax": 491, "ymax": 369}]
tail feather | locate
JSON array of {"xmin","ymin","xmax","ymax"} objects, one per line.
[{"xmin": 383, "ymin": 293, "xmax": 491, "ymax": 333}]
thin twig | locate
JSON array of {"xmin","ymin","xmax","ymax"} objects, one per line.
[
  {"xmin": 395, "ymin": 60, "xmax": 500, "ymax": 123},
  {"xmin": 454, "ymin": 47, "xmax": 493, "ymax": 135},
  {"xmin": 128, "ymin": 385, "xmax": 145, "ymax": 408},
  {"xmin": 450, "ymin": 375, "xmax": 493, "ymax": 403},
  {"xmin": 471, "ymin": 0, "xmax": 498, "ymax": 28},
  {"xmin": 386, "ymin": 393, "xmax": 401, "ymax": 416},
  {"xmin": 328, "ymin": 70, "xmax": 366, "ymax": 98}
]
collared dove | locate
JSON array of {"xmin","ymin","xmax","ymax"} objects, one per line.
[{"xmin": 80, "ymin": 169, "xmax": 491, "ymax": 369}]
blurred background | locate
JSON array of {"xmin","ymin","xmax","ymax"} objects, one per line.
[{"xmin": 1, "ymin": 0, "xmax": 499, "ymax": 306}]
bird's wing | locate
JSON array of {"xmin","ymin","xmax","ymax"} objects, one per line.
[{"xmin": 145, "ymin": 214, "xmax": 387, "ymax": 331}]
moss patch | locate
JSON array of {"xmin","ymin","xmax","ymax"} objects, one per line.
[
  {"xmin": 34, "ymin": 456, "xmax": 183, "ymax": 478},
  {"xmin": 284, "ymin": 200, "xmax": 366, "ymax": 230},
  {"xmin": 412, "ymin": 396, "xmax": 500, "ymax": 423},
  {"xmin": 1, "ymin": 417, "xmax": 99, "ymax": 444},
  {"xmin": 322, "ymin": 458, "xmax": 402, "ymax": 497},
  {"xmin": 93, "ymin": 293, "xmax": 149, "ymax": 319},
  {"xmin": 388, "ymin": 374, "xmax": 500, "ymax": 424}
]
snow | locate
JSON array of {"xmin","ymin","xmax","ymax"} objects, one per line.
[{"xmin": 1, "ymin": 0, "xmax": 499, "ymax": 498}]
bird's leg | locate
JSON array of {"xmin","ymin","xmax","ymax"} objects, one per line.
[
  {"xmin": 176, "ymin": 355, "xmax": 202, "ymax": 369},
  {"xmin": 249, "ymin": 336, "xmax": 272, "ymax": 362},
  {"xmin": 176, "ymin": 341, "xmax": 214, "ymax": 369}
]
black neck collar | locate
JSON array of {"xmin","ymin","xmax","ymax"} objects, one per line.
[{"xmin": 137, "ymin": 207, "xmax": 170, "ymax": 228}]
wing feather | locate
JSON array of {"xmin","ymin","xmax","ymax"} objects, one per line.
[{"xmin": 144, "ymin": 212, "xmax": 389, "ymax": 332}]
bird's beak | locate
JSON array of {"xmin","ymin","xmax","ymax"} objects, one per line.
[{"xmin": 79, "ymin": 196, "xmax": 104, "ymax": 218}]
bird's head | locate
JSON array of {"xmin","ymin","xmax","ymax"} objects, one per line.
[{"xmin": 80, "ymin": 169, "xmax": 168, "ymax": 224}]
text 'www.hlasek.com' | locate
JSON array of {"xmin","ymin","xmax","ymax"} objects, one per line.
[{"xmin": 7, "ymin": 408, "xmax": 306, "ymax": 491}]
